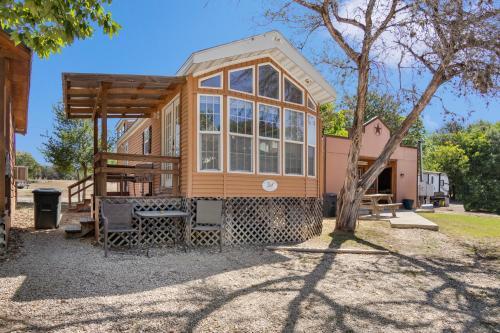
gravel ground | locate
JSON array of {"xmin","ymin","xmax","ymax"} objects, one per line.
[{"xmin": 0, "ymin": 204, "xmax": 499, "ymax": 333}]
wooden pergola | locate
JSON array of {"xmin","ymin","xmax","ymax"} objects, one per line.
[{"xmin": 62, "ymin": 73, "xmax": 186, "ymax": 197}]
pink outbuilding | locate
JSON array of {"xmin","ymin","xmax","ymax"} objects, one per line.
[{"xmin": 324, "ymin": 117, "xmax": 418, "ymax": 207}]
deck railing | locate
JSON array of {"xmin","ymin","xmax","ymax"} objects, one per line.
[{"xmin": 93, "ymin": 152, "xmax": 180, "ymax": 197}]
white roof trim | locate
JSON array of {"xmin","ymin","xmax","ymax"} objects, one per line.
[{"xmin": 177, "ymin": 30, "xmax": 336, "ymax": 105}]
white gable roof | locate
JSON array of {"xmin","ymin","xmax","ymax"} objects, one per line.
[{"xmin": 177, "ymin": 31, "xmax": 336, "ymax": 105}]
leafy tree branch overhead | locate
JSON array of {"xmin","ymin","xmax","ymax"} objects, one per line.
[
  {"xmin": 266, "ymin": 0, "xmax": 499, "ymax": 231},
  {"xmin": 0, "ymin": 0, "xmax": 120, "ymax": 57}
]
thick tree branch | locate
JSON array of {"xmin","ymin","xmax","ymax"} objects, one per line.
[
  {"xmin": 292, "ymin": 0, "xmax": 322, "ymax": 12},
  {"xmin": 292, "ymin": 0, "xmax": 360, "ymax": 63},
  {"xmin": 358, "ymin": 67, "xmax": 446, "ymax": 190}
]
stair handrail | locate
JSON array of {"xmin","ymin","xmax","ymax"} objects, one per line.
[{"xmin": 68, "ymin": 174, "xmax": 93, "ymax": 209}]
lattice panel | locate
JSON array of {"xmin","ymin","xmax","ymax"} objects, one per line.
[
  {"xmin": 97, "ymin": 197, "xmax": 185, "ymax": 248},
  {"xmin": 0, "ymin": 220, "xmax": 6, "ymax": 252},
  {"xmin": 98, "ymin": 196, "xmax": 322, "ymax": 249},
  {"xmin": 187, "ymin": 197, "xmax": 323, "ymax": 246}
]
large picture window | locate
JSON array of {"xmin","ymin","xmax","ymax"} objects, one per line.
[
  {"xmin": 284, "ymin": 77, "xmax": 304, "ymax": 105},
  {"xmin": 229, "ymin": 67, "xmax": 254, "ymax": 94},
  {"xmin": 199, "ymin": 95, "xmax": 222, "ymax": 171},
  {"xmin": 307, "ymin": 115, "xmax": 317, "ymax": 177},
  {"xmin": 229, "ymin": 98, "xmax": 254, "ymax": 172},
  {"xmin": 258, "ymin": 64, "xmax": 280, "ymax": 100},
  {"xmin": 258, "ymin": 104, "xmax": 280, "ymax": 174},
  {"xmin": 284, "ymin": 109, "xmax": 304, "ymax": 175}
]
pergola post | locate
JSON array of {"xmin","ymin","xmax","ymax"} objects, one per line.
[
  {"xmin": 0, "ymin": 58, "xmax": 5, "ymax": 215},
  {"xmin": 100, "ymin": 102, "xmax": 107, "ymax": 196},
  {"xmin": 93, "ymin": 114, "xmax": 99, "ymax": 196}
]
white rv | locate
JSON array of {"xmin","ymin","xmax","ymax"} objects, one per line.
[{"xmin": 418, "ymin": 171, "xmax": 449, "ymax": 206}]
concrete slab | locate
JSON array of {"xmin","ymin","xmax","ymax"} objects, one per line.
[{"xmin": 360, "ymin": 210, "xmax": 439, "ymax": 231}]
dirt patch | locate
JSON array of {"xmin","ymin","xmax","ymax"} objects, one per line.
[{"xmin": 0, "ymin": 205, "xmax": 499, "ymax": 332}]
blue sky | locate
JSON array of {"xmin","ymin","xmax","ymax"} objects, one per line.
[{"xmin": 17, "ymin": 0, "xmax": 499, "ymax": 163}]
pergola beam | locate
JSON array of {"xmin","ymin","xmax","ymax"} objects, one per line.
[{"xmin": 62, "ymin": 73, "xmax": 185, "ymax": 120}]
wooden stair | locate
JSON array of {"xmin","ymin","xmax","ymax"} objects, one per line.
[
  {"xmin": 75, "ymin": 199, "xmax": 91, "ymax": 212},
  {"xmin": 64, "ymin": 216, "xmax": 95, "ymax": 238}
]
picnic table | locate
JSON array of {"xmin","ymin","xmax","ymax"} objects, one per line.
[{"xmin": 361, "ymin": 194, "xmax": 401, "ymax": 218}]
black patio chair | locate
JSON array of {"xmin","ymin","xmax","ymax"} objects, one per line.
[
  {"xmin": 186, "ymin": 200, "xmax": 224, "ymax": 252},
  {"xmin": 102, "ymin": 201, "xmax": 140, "ymax": 257}
]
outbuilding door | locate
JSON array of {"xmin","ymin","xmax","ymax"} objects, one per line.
[{"xmin": 161, "ymin": 95, "xmax": 180, "ymax": 188}]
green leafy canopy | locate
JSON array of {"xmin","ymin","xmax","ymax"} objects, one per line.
[
  {"xmin": 424, "ymin": 121, "xmax": 500, "ymax": 214},
  {"xmin": 15, "ymin": 151, "xmax": 41, "ymax": 179},
  {"xmin": 0, "ymin": 0, "xmax": 121, "ymax": 58}
]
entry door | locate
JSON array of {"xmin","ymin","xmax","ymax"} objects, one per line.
[{"xmin": 161, "ymin": 96, "xmax": 180, "ymax": 188}]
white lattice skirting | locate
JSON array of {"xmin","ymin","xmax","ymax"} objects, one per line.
[{"xmin": 98, "ymin": 197, "xmax": 323, "ymax": 248}]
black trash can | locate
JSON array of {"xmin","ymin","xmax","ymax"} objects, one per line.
[
  {"xmin": 402, "ymin": 199, "xmax": 414, "ymax": 210},
  {"xmin": 323, "ymin": 193, "xmax": 337, "ymax": 217},
  {"xmin": 33, "ymin": 188, "xmax": 62, "ymax": 229}
]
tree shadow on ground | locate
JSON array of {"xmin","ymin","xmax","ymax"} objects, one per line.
[
  {"xmin": 182, "ymin": 231, "xmax": 499, "ymax": 332},
  {"xmin": 1, "ymin": 203, "xmax": 291, "ymax": 302},
  {"xmin": 1, "ymin": 219, "xmax": 498, "ymax": 332}
]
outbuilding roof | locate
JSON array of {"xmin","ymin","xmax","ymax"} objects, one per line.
[{"xmin": 177, "ymin": 30, "xmax": 336, "ymax": 105}]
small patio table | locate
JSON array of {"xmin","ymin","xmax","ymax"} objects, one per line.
[{"xmin": 135, "ymin": 210, "xmax": 189, "ymax": 255}]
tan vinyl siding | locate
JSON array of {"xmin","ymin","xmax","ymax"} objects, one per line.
[
  {"xmin": 190, "ymin": 57, "xmax": 322, "ymax": 198},
  {"xmin": 118, "ymin": 57, "xmax": 324, "ymax": 199},
  {"xmin": 179, "ymin": 77, "xmax": 192, "ymax": 196}
]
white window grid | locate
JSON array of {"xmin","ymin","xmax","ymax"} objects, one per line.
[
  {"xmin": 197, "ymin": 94, "xmax": 223, "ymax": 172},
  {"xmin": 284, "ymin": 109, "xmax": 305, "ymax": 176},
  {"xmin": 307, "ymin": 115, "xmax": 317, "ymax": 177},
  {"xmin": 227, "ymin": 97, "xmax": 255, "ymax": 174},
  {"xmin": 257, "ymin": 103, "xmax": 281, "ymax": 175}
]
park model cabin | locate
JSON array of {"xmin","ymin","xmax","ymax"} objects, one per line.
[
  {"xmin": 325, "ymin": 117, "xmax": 418, "ymax": 207},
  {"xmin": 63, "ymin": 31, "xmax": 335, "ymax": 246},
  {"xmin": 0, "ymin": 31, "xmax": 32, "ymax": 251}
]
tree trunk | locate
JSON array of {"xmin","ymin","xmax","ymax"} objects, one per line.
[
  {"xmin": 335, "ymin": 53, "xmax": 370, "ymax": 231},
  {"xmin": 336, "ymin": 66, "xmax": 446, "ymax": 231}
]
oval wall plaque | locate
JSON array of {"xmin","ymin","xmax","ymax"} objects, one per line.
[{"xmin": 262, "ymin": 179, "xmax": 278, "ymax": 192}]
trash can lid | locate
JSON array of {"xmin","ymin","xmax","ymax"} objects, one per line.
[{"xmin": 32, "ymin": 188, "xmax": 62, "ymax": 194}]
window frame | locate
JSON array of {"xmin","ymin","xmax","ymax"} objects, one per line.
[
  {"xmin": 257, "ymin": 62, "xmax": 281, "ymax": 102},
  {"xmin": 198, "ymin": 72, "xmax": 223, "ymax": 89},
  {"xmin": 283, "ymin": 108, "xmax": 305, "ymax": 177},
  {"xmin": 228, "ymin": 65, "xmax": 255, "ymax": 96},
  {"xmin": 257, "ymin": 102, "xmax": 281, "ymax": 176},
  {"xmin": 227, "ymin": 96, "xmax": 255, "ymax": 174},
  {"xmin": 142, "ymin": 126, "xmax": 152, "ymax": 155},
  {"xmin": 307, "ymin": 114, "xmax": 317, "ymax": 178},
  {"xmin": 197, "ymin": 93, "xmax": 224, "ymax": 173},
  {"xmin": 283, "ymin": 75, "xmax": 305, "ymax": 106},
  {"xmin": 307, "ymin": 96, "xmax": 316, "ymax": 112}
]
